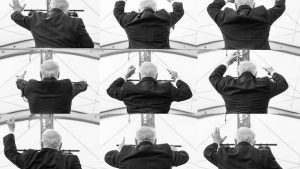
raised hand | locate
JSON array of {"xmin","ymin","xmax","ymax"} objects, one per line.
[
  {"xmin": 17, "ymin": 71, "xmax": 26, "ymax": 80},
  {"xmin": 125, "ymin": 65, "xmax": 136, "ymax": 79},
  {"xmin": 7, "ymin": 117, "xmax": 16, "ymax": 133},
  {"xmin": 211, "ymin": 128, "xmax": 227, "ymax": 145},
  {"xmin": 9, "ymin": 0, "xmax": 26, "ymax": 12},
  {"xmin": 118, "ymin": 137, "xmax": 125, "ymax": 151}
]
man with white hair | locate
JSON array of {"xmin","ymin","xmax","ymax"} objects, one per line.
[
  {"xmin": 113, "ymin": 0, "xmax": 184, "ymax": 49},
  {"xmin": 9, "ymin": 0, "xmax": 94, "ymax": 48},
  {"xmin": 207, "ymin": 0, "xmax": 285, "ymax": 49},
  {"xmin": 209, "ymin": 52, "xmax": 288, "ymax": 113},
  {"xmin": 106, "ymin": 62, "xmax": 192, "ymax": 113},
  {"xmin": 204, "ymin": 127, "xmax": 282, "ymax": 169},
  {"xmin": 16, "ymin": 60, "xmax": 88, "ymax": 114},
  {"xmin": 105, "ymin": 126, "xmax": 189, "ymax": 169},
  {"xmin": 3, "ymin": 117, "xmax": 82, "ymax": 169}
]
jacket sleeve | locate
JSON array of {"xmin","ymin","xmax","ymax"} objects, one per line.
[
  {"xmin": 267, "ymin": 149, "xmax": 283, "ymax": 169},
  {"xmin": 104, "ymin": 150, "xmax": 120, "ymax": 168},
  {"xmin": 71, "ymin": 155, "xmax": 82, "ymax": 169},
  {"xmin": 3, "ymin": 134, "xmax": 26, "ymax": 168},
  {"xmin": 106, "ymin": 78, "xmax": 126, "ymax": 101},
  {"xmin": 72, "ymin": 81, "xmax": 88, "ymax": 98},
  {"xmin": 267, "ymin": 0, "xmax": 286, "ymax": 24},
  {"xmin": 171, "ymin": 150, "xmax": 189, "ymax": 166},
  {"xmin": 209, "ymin": 65, "xmax": 227, "ymax": 93},
  {"xmin": 269, "ymin": 72, "xmax": 288, "ymax": 98},
  {"xmin": 203, "ymin": 143, "xmax": 219, "ymax": 166},
  {"xmin": 113, "ymin": 1, "xmax": 137, "ymax": 28},
  {"xmin": 11, "ymin": 11, "xmax": 32, "ymax": 31},
  {"xmin": 77, "ymin": 18, "xmax": 94, "ymax": 48},
  {"xmin": 16, "ymin": 79, "xmax": 30, "ymax": 97},
  {"xmin": 171, "ymin": 80, "xmax": 193, "ymax": 102},
  {"xmin": 207, "ymin": 0, "xmax": 226, "ymax": 26},
  {"xmin": 170, "ymin": 2, "xmax": 184, "ymax": 26}
]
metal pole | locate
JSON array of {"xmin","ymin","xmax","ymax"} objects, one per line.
[
  {"xmin": 237, "ymin": 50, "xmax": 251, "ymax": 128},
  {"xmin": 139, "ymin": 50, "xmax": 155, "ymax": 128},
  {"xmin": 40, "ymin": 50, "xmax": 54, "ymax": 148}
]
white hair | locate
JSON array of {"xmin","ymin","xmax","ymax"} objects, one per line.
[
  {"xmin": 139, "ymin": 0, "xmax": 157, "ymax": 11},
  {"xmin": 238, "ymin": 61, "xmax": 257, "ymax": 77},
  {"xmin": 136, "ymin": 127, "xmax": 156, "ymax": 144},
  {"xmin": 42, "ymin": 129, "xmax": 62, "ymax": 149},
  {"xmin": 235, "ymin": 0, "xmax": 255, "ymax": 9},
  {"xmin": 236, "ymin": 127, "xmax": 255, "ymax": 145},
  {"xmin": 51, "ymin": 0, "xmax": 70, "ymax": 13},
  {"xmin": 140, "ymin": 62, "xmax": 158, "ymax": 79},
  {"xmin": 41, "ymin": 60, "xmax": 60, "ymax": 79}
]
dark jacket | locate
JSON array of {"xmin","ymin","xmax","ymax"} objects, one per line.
[
  {"xmin": 3, "ymin": 133, "xmax": 82, "ymax": 169},
  {"xmin": 209, "ymin": 65, "xmax": 288, "ymax": 113},
  {"xmin": 105, "ymin": 141, "xmax": 189, "ymax": 169},
  {"xmin": 16, "ymin": 78, "xmax": 88, "ymax": 114},
  {"xmin": 11, "ymin": 8, "xmax": 94, "ymax": 48},
  {"xmin": 204, "ymin": 142, "xmax": 282, "ymax": 169},
  {"xmin": 114, "ymin": 1, "xmax": 184, "ymax": 49},
  {"xmin": 106, "ymin": 77, "xmax": 192, "ymax": 114},
  {"xmin": 207, "ymin": 0, "xmax": 286, "ymax": 49}
]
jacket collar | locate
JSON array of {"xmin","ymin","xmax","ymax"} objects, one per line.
[
  {"xmin": 140, "ymin": 8, "xmax": 155, "ymax": 18},
  {"xmin": 239, "ymin": 71, "xmax": 255, "ymax": 78},
  {"xmin": 49, "ymin": 8, "xmax": 65, "ymax": 16},
  {"xmin": 137, "ymin": 141, "xmax": 154, "ymax": 148},
  {"xmin": 236, "ymin": 141, "xmax": 252, "ymax": 147},
  {"xmin": 140, "ymin": 76, "xmax": 157, "ymax": 82},
  {"xmin": 42, "ymin": 77, "xmax": 57, "ymax": 81},
  {"xmin": 237, "ymin": 5, "xmax": 252, "ymax": 15}
]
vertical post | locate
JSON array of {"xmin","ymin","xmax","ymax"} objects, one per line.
[
  {"xmin": 139, "ymin": 50, "xmax": 155, "ymax": 128},
  {"xmin": 40, "ymin": 50, "xmax": 54, "ymax": 148},
  {"xmin": 237, "ymin": 50, "xmax": 251, "ymax": 128},
  {"xmin": 46, "ymin": 0, "xmax": 51, "ymax": 13}
]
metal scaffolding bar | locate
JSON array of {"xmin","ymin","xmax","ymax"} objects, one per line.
[
  {"xmin": 139, "ymin": 50, "xmax": 155, "ymax": 128},
  {"xmin": 237, "ymin": 50, "xmax": 251, "ymax": 128}
]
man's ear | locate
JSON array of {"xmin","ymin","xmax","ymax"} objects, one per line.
[
  {"xmin": 139, "ymin": 73, "xmax": 141, "ymax": 80},
  {"xmin": 155, "ymin": 73, "xmax": 158, "ymax": 80},
  {"xmin": 154, "ymin": 138, "xmax": 157, "ymax": 144},
  {"xmin": 234, "ymin": 139, "xmax": 237, "ymax": 145},
  {"xmin": 57, "ymin": 72, "xmax": 60, "ymax": 79},
  {"xmin": 40, "ymin": 71, "xmax": 42, "ymax": 79},
  {"xmin": 135, "ymin": 139, "xmax": 138, "ymax": 145}
]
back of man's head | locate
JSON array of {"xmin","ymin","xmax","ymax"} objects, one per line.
[
  {"xmin": 139, "ymin": 0, "xmax": 157, "ymax": 12},
  {"xmin": 139, "ymin": 62, "xmax": 158, "ymax": 79},
  {"xmin": 51, "ymin": 0, "xmax": 70, "ymax": 14},
  {"xmin": 235, "ymin": 0, "xmax": 255, "ymax": 9},
  {"xmin": 41, "ymin": 60, "xmax": 60, "ymax": 79},
  {"xmin": 42, "ymin": 129, "xmax": 62, "ymax": 150},
  {"xmin": 238, "ymin": 61, "xmax": 257, "ymax": 77},
  {"xmin": 136, "ymin": 126, "xmax": 156, "ymax": 144},
  {"xmin": 235, "ymin": 127, "xmax": 256, "ymax": 145}
]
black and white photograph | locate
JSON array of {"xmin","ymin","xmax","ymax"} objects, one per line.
[{"xmin": 0, "ymin": 0, "xmax": 300, "ymax": 169}]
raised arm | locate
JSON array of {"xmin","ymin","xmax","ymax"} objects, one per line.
[
  {"xmin": 104, "ymin": 150, "xmax": 121, "ymax": 168},
  {"xmin": 168, "ymin": 0, "xmax": 184, "ymax": 26},
  {"xmin": 72, "ymin": 81, "xmax": 88, "ymax": 97},
  {"xmin": 171, "ymin": 149, "xmax": 189, "ymax": 166},
  {"xmin": 267, "ymin": 0, "xmax": 286, "ymax": 24},
  {"xmin": 10, "ymin": 0, "xmax": 32, "ymax": 30},
  {"xmin": 77, "ymin": 18, "xmax": 94, "ymax": 48},
  {"xmin": 113, "ymin": 0, "xmax": 136, "ymax": 28},
  {"xmin": 269, "ymin": 73, "xmax": 288, "ymax": 98},
  {"xmin": 168, "ymin": 70, "xmax": 192, "ymax": 101},
  {"xmin": 207, "ymin": 0, "xmax": 226, "ymax": 26}
]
